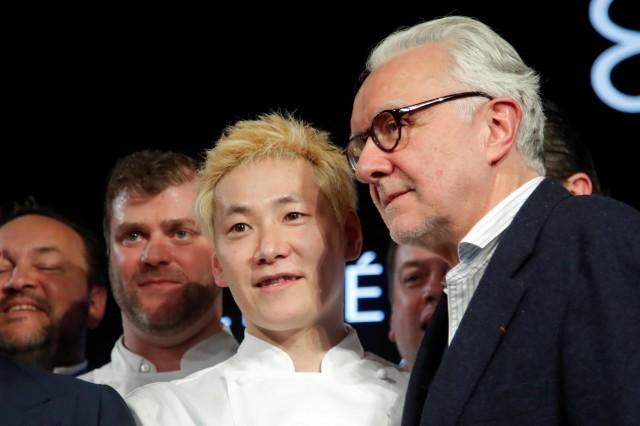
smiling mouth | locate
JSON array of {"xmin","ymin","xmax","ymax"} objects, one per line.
[
  {"xmin": 4, "ymin": 304, "xmax": 41, "ymax": 314},
  {"xmin": 255, "ymin": 275, "xmax": 301, "ymax": 288}
]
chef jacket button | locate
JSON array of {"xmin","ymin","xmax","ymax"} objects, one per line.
[
  {"xmin": 139, "ymin": 363, "xmax": 151, "ymax": 373},
  {"xmin": 376, "ymin": 368, "xmax": 388, "ymax": 380},
  {"xmin": 236, "ymin": 376, "xmax": 249, "ymax": 386}
]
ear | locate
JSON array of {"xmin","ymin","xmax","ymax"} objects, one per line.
[
  {"xmin": 86, "ymin": 285, "xmax": 107, "ymax": 329},
  {"xmin": 563, "ymin": 172, "xmax": 593, "ymax": 196},
  {"xmin": 211, "ymin": 253, "xmax": 229, "ymax": 288},
  {"xmin": 483, "ymin": 97, "xmax": 522, "ymax": 166},
  {"xmin": 343, "ymin": 209, "xmax": 363, "ymax": 261}
]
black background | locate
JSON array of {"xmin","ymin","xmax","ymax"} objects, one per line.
[{"xmin": 3, "ymin": 2, "xmax": 638, "ymax": 367}]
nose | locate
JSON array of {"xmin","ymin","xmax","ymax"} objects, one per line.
[
  {"xmin": 3, "ymin": 264, "xmax": 37, "ymax": 292},
  {"xmin": 422, "ymin": 279, "xmax": 444, "ymax": 305},
  {"xmin": 253, "ymin": 228, "xmax": 290, "ymax": 265},
  {"xmin": 140, "ymin": 237, "xmax": 172, "ymax": 266},
  {"xmin": 354, "ymin": 136, "xmax": 393, "ymax": 184}
]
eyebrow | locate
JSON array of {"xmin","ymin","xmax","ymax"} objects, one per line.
[
  {"xmin": 399, "ymin": 260, "xmax": 434, "ymax": 271},
  {"xmin": 115, "ymin": 218, "xmax": 198, "ymax": 232},
  {"xmin": 27, "ymin": 246, "xmax": 65, "ymax": 261},
  {"xmin": 160, "ymin": 218, "xmax": 198, "ymax": 230},
  {"xmin": 222, "ymin": 194, "xmax": 304, "ymax": 216}
]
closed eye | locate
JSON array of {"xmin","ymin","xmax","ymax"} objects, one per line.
[{"xmin": 35, "ymin": 264, "xmax": 63, "ymax": 272}]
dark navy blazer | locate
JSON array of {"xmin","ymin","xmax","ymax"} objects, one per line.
[
  {"xmin": 0, "ymin": 357, "xmax": 135, "ymax": 426},
  {"xmin": 402, "ymin": 179, "xmax": 640, "ymax": 425}
]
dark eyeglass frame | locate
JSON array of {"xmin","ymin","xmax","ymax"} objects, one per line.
[{"xmin": 347, "ymin": 91, "xmax": 493, "ymax": 170}]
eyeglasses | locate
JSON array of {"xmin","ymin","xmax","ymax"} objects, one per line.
[{"xmin": 346, "ymin": 91, "xmax": 493, "ymax": 170}]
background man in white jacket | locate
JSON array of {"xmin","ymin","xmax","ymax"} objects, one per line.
[{"xmin": 81, "ymin": 150, "xmax": 237, "ymax": 395}]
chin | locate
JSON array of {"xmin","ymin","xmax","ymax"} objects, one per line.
[{"xmin": 391, "ymin": 214, "xmax": 450, "ymax": 246}]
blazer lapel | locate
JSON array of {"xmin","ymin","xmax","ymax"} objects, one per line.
[
  {"xmin": 423, "ymin": 275, "xmax": 527, "ymax": 424},
  {"xmin": 421, "ymin": 179, "xmax": 572, "ymax": 424}
]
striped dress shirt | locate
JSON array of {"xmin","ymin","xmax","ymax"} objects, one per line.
[{"xmin": 444, "ymin": 176, "xmax": 544, "ymax": 344}]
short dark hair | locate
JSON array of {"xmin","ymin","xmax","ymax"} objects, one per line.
[
  {"xmin": 103, "ymin": 150, "xmax": 200, "ymax": 241},
  {"xmin": 543, "ymin": 102, "xmax": 601, "ymax": 194},
  {"xmin": 0, "ymin": 197, "xmax": 106, "ymax": 288}
]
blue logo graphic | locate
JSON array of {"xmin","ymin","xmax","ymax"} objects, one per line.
[{"xmin": 590, "ymin": 0, "xmax": 640, "ymax": 113}]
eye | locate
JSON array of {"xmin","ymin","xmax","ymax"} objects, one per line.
[
  {"xmin": 175, "ymin": 229, "xmax": 191, "ymax": 240},
  {"xmin": 35, "ymin": 263, "xmax": 63, "ymax": 273},
  {"xmin": 284, "ymin": 212, "xmax": 304, "ymax": 221},
  {"xmin": 124, "ymin": 231, "xmax": 141, "ymax": 242},
  {"xmin": 374, "ymin": 111, "xmax": 400, "ymax": 137},
  {"xmin": 401, "ymin": 271, "xmax": 426, "ymax": 287},
  {"xmin": 229, "ymin": 223, "xmax": 250, "ymax": 233},
  {"xmin": 0, "ymin": 260, "xmax": 12, "ymax": 274}
]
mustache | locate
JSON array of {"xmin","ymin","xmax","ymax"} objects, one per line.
[
  {"xmin": 0, "ymin": 289, "xmax": 52, "ymax": 314},
  {"xmin": 131, "ymin": 267, "xmax": 189, "ymax": 286}
]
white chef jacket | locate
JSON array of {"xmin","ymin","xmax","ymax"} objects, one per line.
[
  {"xmin": 127, "ymin": 326, "xmax": 408, "ymax": 426},
  {"xmin": 80, "ymin": 326, "xmax": 238, "ymax": 396}
]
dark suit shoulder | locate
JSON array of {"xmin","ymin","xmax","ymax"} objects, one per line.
[
  {"xmin": 0, "ymin": 358, "xmax": 135, "ymax": 426},
  {"xmin": 541, "ymin": 194, "xmax": 640, "ymax": 258},
  {"xmin": 549, "ymin": 193, "xmax": 640, "ymax": 227}
]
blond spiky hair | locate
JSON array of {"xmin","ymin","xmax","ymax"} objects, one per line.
[{"xmin": 195, "ymin": 112, "xmax": 357, "ymax": 240}]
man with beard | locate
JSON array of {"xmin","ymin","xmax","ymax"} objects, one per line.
[
  {"xmin": 80, "ymin": 150, "xmax": 238, "ymax": 395},
  {"xmin": 0, "ymin": 199, "xmax": 107, "ymax": 375}
]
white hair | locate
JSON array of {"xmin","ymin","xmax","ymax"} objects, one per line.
[{"xmin": 367, "ymin": 16, "xmax": 545, "ymax": 174}]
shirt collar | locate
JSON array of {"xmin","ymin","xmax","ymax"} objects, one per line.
[
  {"xmin": 236, "ymin": 325, "xmax": 364, "ymax": 374},
  {"xmin": 459, "ymin": 176, "xmax": 544, "ymax": 257},
  {"xmin": 114, "ymin": 325, "xmax": 238, "ymax": 374}
]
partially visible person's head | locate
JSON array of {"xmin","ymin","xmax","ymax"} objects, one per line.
[
  {"xmin": 0, "ymin": 199, "xmax": 106, "ymax": 370},
  {"xmin": 105, "ymin": 150, "xmax": 221, "ymax": 343},
  {"xmin": 386, "ymin": 241, "xmax": 448, "ymax": 369},
  {"xmin": 196, "ymin": 113, "xmax": 362, "ymax": 339},
  {"xmin": 349, "ymin": 16, "xmax": 544, "ymax": 253},
  {"xmin": 543, "ymin": 101, "xmax": 600, "ymax": 195}
]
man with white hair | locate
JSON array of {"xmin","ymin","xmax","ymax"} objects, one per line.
[{"xmin": 349, "ymin": 16, "xmax": 640, "ymax": 425}]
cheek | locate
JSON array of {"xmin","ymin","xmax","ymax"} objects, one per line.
[
  {"xmin": 111, "ymin": 246, "xmax": 134, "ymax": 269},
  {"xmin": 369, "ymin": 184, "xmax": 382, "ymax": 209},
  {"xmin": 46, "ymin": 277, "xmax": 88, "ymax": 310},
  {"xmin": 179, "ymin": 249, "xmax": 213, "ymax": 276},
  {"xmin": 215, "ymin": 251, "xmax": 243, "ymax": 283},
  {"xmin": 400, "ymin": 292, "xmax": 423, "ymax": 315}
]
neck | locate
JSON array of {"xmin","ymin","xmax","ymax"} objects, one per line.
[
  {"xmin": 54, "ymin": 333, "xmax": 87, "ymax": 369},
  {"xmin": 445, "ymin": 167, "xmax": 541, "ymax": 266},
  {"xmin": 249, "ymin": 322, "xmax": 348, "ymax": 372},
  {"xmin": 1, "ymin": 346, "xmax": 55, "ymax": 371},
  {"xmin": 122, "ymin": 315, "xmax": 223, "ymax": 372}
]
